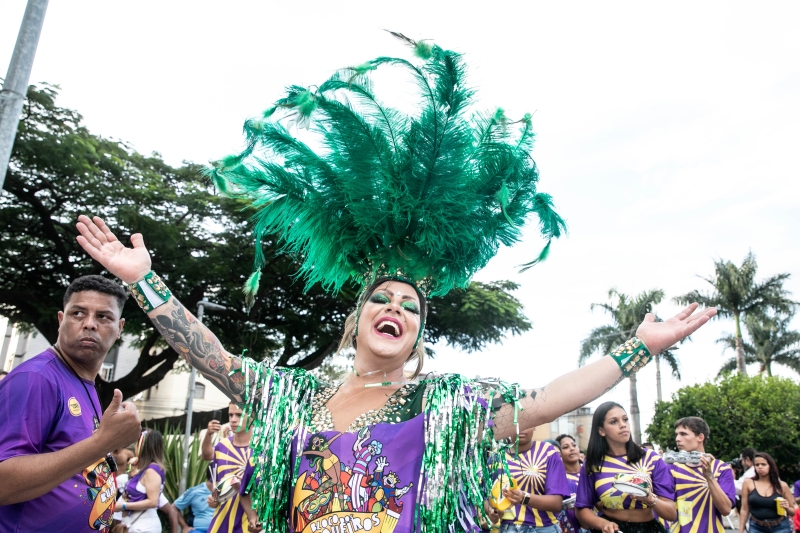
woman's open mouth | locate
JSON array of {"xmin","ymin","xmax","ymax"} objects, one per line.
[{"xmin": 374, "ymin": 317, "xmax": 403, "ymax": 338}]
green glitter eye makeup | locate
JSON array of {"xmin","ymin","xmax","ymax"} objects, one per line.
[
  {"xmin": 369, "ymin": 293, "xmax": 391, "ymax": 304},
  {"xmin": 401, "ymin": 302, "xmax": 420, "ymax": 314}
]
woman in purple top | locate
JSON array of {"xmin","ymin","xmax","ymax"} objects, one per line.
[
  {"xmin": 118, "ymin": 430, "xmax": 166, "ymax": 533},
  {"xmin": 575, "ymin": 402, "xmax": 676, "ymax": 533},
  {"xmin": 557, "ymin": 434, "xmax": 588, "ymax": 533}
]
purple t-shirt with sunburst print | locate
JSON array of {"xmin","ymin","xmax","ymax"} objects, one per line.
[
  {"xmin": 499, "ymin": 441, "xmax": 571, "ymax": 527},
  {"xmin": 576, "ymin": 448, "xmax": 674, "ymax": 514},
  {"xmin": 208, "ymin": 436, "xmax": 253, "ymax": 533},
  {"xmin": 669, "ymin": 459, "xmax": 735, "ymax": 533}
]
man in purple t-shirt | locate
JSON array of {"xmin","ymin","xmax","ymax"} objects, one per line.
[
  {"xmin": 670, "ymin": 416, "xmax": 736, "ymax": 533},
  {"xmin": 0, "ymin": 275, "xmax": 142, "ymax": 533}
]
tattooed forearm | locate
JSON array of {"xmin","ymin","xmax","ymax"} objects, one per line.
[{"xmin": 150, "ymin": 298, "xmax": 249, "ymax": 404}]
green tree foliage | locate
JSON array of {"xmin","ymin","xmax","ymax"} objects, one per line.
[
  {"xmin": 579, "ymin": 289, "xmax": 672, "ymax": 444},
  {"xmin": 160, "ymin": 423, "xmax": 208, "ymax": 502},
  {"xmin": 646, "ymin": 374, "xmax": 800, "ymax": 482},
  {"xmin": 1, "ymin": 84, "xmax": 532, "ymax": 406},
  {"xmin": 675, "ymin": 252, "xmax": 796, "ymax": 376},
  {"xmin": 717, "ymin": 311, "xmax": 800, "ymax": 377}
]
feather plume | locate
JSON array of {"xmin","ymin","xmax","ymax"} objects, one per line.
[{"xmin": 210, "ymin": 32, "xmax": 566, "ymax": 297}]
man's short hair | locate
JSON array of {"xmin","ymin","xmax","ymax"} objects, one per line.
[
  {"xmin": 675, "ymin": 416, "xmax": 710, "ymax": 442},
  {"xmin": 741, "ymin": 447, "xmax": 756, "ymax": 462},
  {"xmin": 63, "ymin": 275, "xmax": 127, "ymax": 312}
]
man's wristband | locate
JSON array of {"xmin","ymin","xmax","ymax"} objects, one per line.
[
  {"xmin": 122, "ymin": 502, "xmax": 127, "ymax": 511},
  {"xmin": 609, "ymin": 337, "xmax": 652, "ymax": 377},
  {"xmin": 128, "ymin": 271, "xmax": 171, "ymax": 313},
  {"xmin": 522, "ymin": 492, "xmax": 531, "ymax": 506}
]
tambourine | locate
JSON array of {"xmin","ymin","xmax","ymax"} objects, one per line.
[
  {"xmin": 489, "ymin": 474, "xmax": 518, "ymax": 511},
  {"xmin": 663, "ymin": 450, "xmax": 704, "ymax": 467},
  {"xmin": 212, "ymin": 474, "xmax": 241, "ymax": 503},
  {"xmin": 611, "ymin": 473, "xmax": 650, "ymax": 497}
]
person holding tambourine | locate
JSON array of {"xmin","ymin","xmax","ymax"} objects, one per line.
[{"xmin": 575, "ymin": 402, "xmax": 676, "ymax": 533}]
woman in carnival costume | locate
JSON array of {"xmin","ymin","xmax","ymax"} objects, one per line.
[
  {"xmin": 76, "ymin": 33, "xmax": 715, "ymax": 533},
  {"xmin": 575, "ymin": 402, "xmax": 676, "ymax": 533}
]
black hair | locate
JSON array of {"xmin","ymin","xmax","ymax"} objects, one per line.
[
  {"xmin": 64, "ymin": 275, "xmax": 127, "ymax": 312},
  {"xmin": 741, "ymin": 447, "xmax": 757, "ymax": 462},
  {"xmin": 753, "ymin": 452, "xmax": 783, "ymax": 497},
  {"xmin": 556, "ymin": 434, "xmax": 576, "ymax": 445},
  {"xmin": 584, "ymin": 401, "xmax": 643, "ymax": 473},
  {"xmin": 675, "ymin": 416, "xmax": 710, "ymax": 442}
]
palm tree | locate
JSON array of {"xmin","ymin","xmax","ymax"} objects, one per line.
[
  {"xmin": 654, "ymin": 347, "xmax": 681, "ymax": 403},
  {"xmin": 717, "ymin": 312, "xmax": 800, "ymax": 376},
  {"xmin": 675, "ymin": 251, "xmax": 795, "ymax": 376},
  {"xmin": 579, "ymin": 288, "xmax": 665, "ymax": 444}
]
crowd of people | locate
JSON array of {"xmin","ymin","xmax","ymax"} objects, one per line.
[
  {"xmin": 0, "ymin": 263, "xmax": 778, "ymax": 533},
  {"xmin": 0, "ymin": 233, "xmax": 794, "ymax": 533}
]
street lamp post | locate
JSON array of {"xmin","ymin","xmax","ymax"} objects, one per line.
[
  {"xmin": 178, "ymin": 298, "xmax": 226, "ymax": 495},
  {"xmin": 0, "ymin": 0, "xmax": 49, "ymax": 188}
]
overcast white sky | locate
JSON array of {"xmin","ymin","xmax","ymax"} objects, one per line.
[{"xmin": 2, "ymin": 1, "xmax": 799, "ymax": 438}]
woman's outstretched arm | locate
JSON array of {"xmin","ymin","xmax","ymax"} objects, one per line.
[
  {"xmin": 492, "ymin": 303, "xmax": 716, "ymax": 440},
  {"xmin": 75, "ymin": 215, "xmax": 247, "ymax": 403}
]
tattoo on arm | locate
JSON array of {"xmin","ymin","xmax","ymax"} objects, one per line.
[
  {"xmin": 151, "ymin": 298, "xmax": 253, "ymax": 404},
  {"xmin": 490, "ymin": 387, "xmax": 542, "ymax": 438}
]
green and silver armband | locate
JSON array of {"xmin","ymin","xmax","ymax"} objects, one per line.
[
  {"xmin": 128, "ymin": 271, "xmax": 172, "ymax": 313},
  {"xmin": 609, "ymin": 337, "xmax": 652, "ymax": 377}
]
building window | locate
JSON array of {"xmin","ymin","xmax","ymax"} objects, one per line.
[
  {"xmin": 194, "ymin": 383, "xmax": 206, "ymax": 399},
  {"xmin": 100, "ymin": 364, "xmax": 114, "ymax": 382}
]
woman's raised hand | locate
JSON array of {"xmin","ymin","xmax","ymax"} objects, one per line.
[
  {"xmin": 636, "ymin": 303, "xmax": 717, "ymax": 354},
  {"xmin": 76, "ymin": 215, "xmax": 152, "ymax": 284}
]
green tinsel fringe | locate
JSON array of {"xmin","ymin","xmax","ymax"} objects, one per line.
[
  {"xmin": 239, "ymin": 363, "xmax": 525, "ymax": 533},
  {"xmin": 240, "ymin": 360, "xmax": 319, "ymax": 532}
]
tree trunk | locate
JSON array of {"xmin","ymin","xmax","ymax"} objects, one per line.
[
  {"xmin": 655, "ymin": 353, "xmax": 662, "ymax": 403},
  {"xmin": 629, "ymin": 374, "xmax": 641, "ymax": 444},
  {"xmin": 734, "ymin": 312, "xmax": 748, "ymax": 376}
]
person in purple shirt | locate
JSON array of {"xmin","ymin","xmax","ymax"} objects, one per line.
[
  {"xmin": 0, "ymin": 275, "xmax": 142, "ymax": 533},
  {"xmin": 669, "ymin": 417, "xmax": 735, "ymax": 533},
  {"xmin": 576, "ymin": 402, "xmax": 676, "ymax": 533},
  {"xmin": 493, "ymin": 429, "xmax": 571, "ymax": 533},
  {"xmin": 118, "ymin": 429, "xmax": 166, "ymax": 532},
  {"xmin": 793, "ymin": 464, "xmax": 800, "ymax": 500},
  {"xmin": 557, "ymin": 433, "xmax": 588, "ymax": 533}
]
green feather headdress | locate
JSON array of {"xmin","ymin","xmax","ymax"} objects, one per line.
[{"xmin": 209, "ymin": 32, "xmax": 566, "ymax": 306}]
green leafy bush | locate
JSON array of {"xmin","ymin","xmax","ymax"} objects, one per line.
[
  {"xmin": 647, "ymin": 374, "xmax": 800, "ymax": 480},
  {"xmin": 160, "ymin": 423, "xmax": 209, "ymax": 502}
]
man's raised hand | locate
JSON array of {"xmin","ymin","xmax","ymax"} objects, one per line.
[
  {"xmin": 76, "ymin": 215, "xmax": 151, "ymax": 284},
  {"xmin": 636, "ymin": 302, "xmax": 717, "ymax": 354},
  {"xmin": 95, "ymin": 389, "xmax": 141, "ymax": 451}
]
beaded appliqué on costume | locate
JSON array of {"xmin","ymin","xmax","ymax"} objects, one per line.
[{"xmin": 309, "ymin": 383, "xmax": 418, "ymax": 433}]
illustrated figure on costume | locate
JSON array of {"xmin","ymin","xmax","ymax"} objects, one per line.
[
  {"xmin": 296, "ymin": 432, "xmax": 346, "ymax": 524},
  {"xmin": 82, "ymin": 457, "xmax": 117, "ymax": 532},
  {"xmin": 349, "ymin": 427, "xmax": 383, "ymax": 512},
  {"xmin": 74, "ymin": 31, "xmax": 717, "ymax": 533},
  {"xmin": 367, "ymin": 456, "xmax": 413, "ymax": 513}
]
